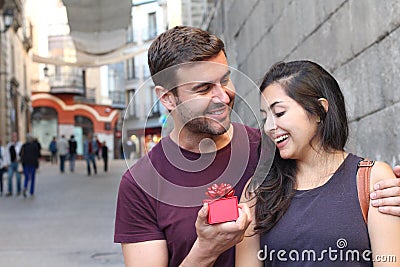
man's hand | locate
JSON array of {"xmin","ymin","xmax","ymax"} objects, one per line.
[
  {"xmin": 180, "ymin": 203, "xmax": 252, "ymax": 267},
  {"xmin": 371, "ymin": 165, "xmax": 400, "ymax": 216}
]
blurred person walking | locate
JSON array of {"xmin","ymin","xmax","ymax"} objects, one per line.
[
  {"xmin": 4, "ymin": 132, "xmax": 22, "ymax": 197},
  {"xmin": 95, "ymin": 135, "xmax": 102, "ymax": 160},
  {"xmin": 33, "ymin": 137, "xmax": 42, "ymax": 169},
  {"xmin": 101, "ymin": 141, "xmax": 109, "ymax": 172},
  {"xmin": 68, "ymin": 135, "xmax": 77, "ymax": 172},
  {"xmin": 83, "ymin": 132, "xmax": 97, "ymax": 176},
  {"xmin": 48, "ymin": 137, "xmax": 58, "ymax": 164},
  {"xmin": 19, "ymin": 134, "xmax": 41, "ymax": 197},
  {"xmin": 57, "ymin": 135, "xmax": 69, "ymax": 173},
  {"xmin": 0, "ymin": 137, "xmax": 6, "ymax": 196}
]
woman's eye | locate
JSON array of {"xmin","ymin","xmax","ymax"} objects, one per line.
[{"xmin": 274, "ymin": 111, "xmax": 285, "ymax": 117}]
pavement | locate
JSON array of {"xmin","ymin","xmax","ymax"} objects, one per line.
[{"xmin": 0, "ymin": 159, "xmax": 130, "ymax": 267}]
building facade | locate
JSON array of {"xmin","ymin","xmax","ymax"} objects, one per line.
[
  {"xmin": 122, "ymin": 0, "xmax": 167, "ymax": 159},
  {"xmin": 29, "ymin": 0, "xmax": 120, "ymax": 158},
  {"xmin": 0, "ymin": 0, "xmax": 33, "ymax": 143}
]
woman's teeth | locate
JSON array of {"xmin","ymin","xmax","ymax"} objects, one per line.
[{"xmin": 275, "ymin": 134, "xmax": 289, "ymax": 144}]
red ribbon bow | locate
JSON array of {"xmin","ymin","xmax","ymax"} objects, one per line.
[{"xmin": 205, "ymin": 183, "xmax": 234, "ymax": 199}]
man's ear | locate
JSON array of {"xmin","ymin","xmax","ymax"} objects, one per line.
[
  {"xmin": 156, "ymin": 86, "xmax": 176, "ymax": 111},
  {"xmin": 318, "ymin": 98, "xmax": 329, "ymax": 113}
]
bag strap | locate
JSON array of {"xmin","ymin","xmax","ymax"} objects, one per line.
[{"xmin": 357, "ymin": 159, "xmax": 375, "ymax": 224}]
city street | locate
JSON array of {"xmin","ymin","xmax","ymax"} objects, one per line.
[{"xmin": 0, "ymin": 159, "xmax": 129, "ymax": 267}]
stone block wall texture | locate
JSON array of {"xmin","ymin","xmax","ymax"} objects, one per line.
[{"xmin": 207, "ymin": 0, "xmax": 400, "ymax": 166}]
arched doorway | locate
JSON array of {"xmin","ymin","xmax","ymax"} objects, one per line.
[
  {"xmin": 74, "ymin": 115, "xmax": 94, "ymax": 155},
  {"xmin": 32, "ymin": 107, "xmax": 58, "ymax": 152}
]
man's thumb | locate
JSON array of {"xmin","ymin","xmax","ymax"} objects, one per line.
[
  {"xmin": 394, "ymin": 165, "xmax": 400, "ymax": 178},
  {"xmin": 197, "ymin": 203, "xmax": 209, "ymax": 221}
]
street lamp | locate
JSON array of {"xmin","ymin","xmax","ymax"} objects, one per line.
[
  {"xmin": 43, "ymin": 65, "xmax": 49, "ymax": 77},
  {"xmin": 2, "ymin": 8, "xmax": 14, "ymax": 33}
]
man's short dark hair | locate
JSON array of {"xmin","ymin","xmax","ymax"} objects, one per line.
[{"xmin": 148, "ymin": 26, "xmax": 226, "ymax": 89}]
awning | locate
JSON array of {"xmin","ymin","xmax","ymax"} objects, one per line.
[
  {"xmin": 32, "ymin": 45, "xmax": 148, "ymax": 68},
  {"xmin": 61, "ymin": 0, "xmax": 132, "ymax": 56}
]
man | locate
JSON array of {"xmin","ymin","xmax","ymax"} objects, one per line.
[
  {"xmin": 4, "ymin": 132, "xmax": 22, "ymax": 197},
  {"xmin": 0, "ymin": 137, "xmax": 6, "ymax": 196},
  {"xmin": 114, "ymin": 26, "xmax": 400, "ymax": 266},
  {"xmin": 48, "ymin": 137, "xmax": 58, "ymax": 164},
  {"xmin": 101, "ymin": 141, "xmax": 108, "ymax": 172},
  {"xmin": 33, "ymin": 137, "xmax": 42, "ymax": 169},
  {"xmin": 95, "ymin": 135, "xmax": 102, "ymax": 160},
  {"xmin": 83, "ymin": 132, "xmax": 98, "ymax": 176},
  {"xmin": 57, "ymin": 135, "xmax": 69, "ymax": 173},
  {"xmin": 19, "ymin": 134, "xmax": 41, "ymax": 197},
  {"xmin": 68, "ymin": 135, "xmax": 77, "ymax": 172}
]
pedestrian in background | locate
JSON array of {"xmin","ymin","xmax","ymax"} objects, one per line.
[
  {"xmin": 19, "ymin": 134, "xmax": 41, "ymax": 197},
  {"xmin": 119, "ymin": 142, "xmax": 124, "ymax": 159},
  {"xmin": 83, "ymin": 132, "xmax": 97, "ymax": 176},
  {"xmin": 95, "ymin": 135, "xmax": 102, "ymax": 160},
  {"xmin": 0, "ymin": 137, "xmax": 6, "ymax": 196},
  {"xmin": 68, "ymin": 135, "xmax": 77, "ymax": 172},
  {"xmin": 101, "ymin": 141, "xmax": 108, "ymax": 172},
  {"xmin": 57, "ymin": 135, "xmax": 69, "ymax": 173},
  {"xmin": 4, "ymin": 132, "xmax": 22, "ymax": 197},
  {"xmin": 49, "ymin": 137, "xmax": 58, "ymax": 164},
  {"xmin": 33, "ymin": 137, "xmax": 42, "ymax": 169}
]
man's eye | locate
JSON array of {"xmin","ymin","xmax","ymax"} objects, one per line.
[
  {"xmin": 221, "ymin": 78, "xmax": 229, "ymax": 86},
  {"xmin": 197, "ymin": 85, "xmax": 212, "ymax": 93}
]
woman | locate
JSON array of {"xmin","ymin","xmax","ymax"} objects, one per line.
[{"xmin": 236, "ymin": 60, "xmax": 400, "ymax": 266}]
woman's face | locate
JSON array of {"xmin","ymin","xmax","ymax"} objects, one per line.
[{"xmin": 260, "ymin": 83, "xmax": 320, "ymax": 160}]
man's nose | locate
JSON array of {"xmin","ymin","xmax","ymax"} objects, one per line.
[{"xmin": 211, "ymin": 83, "xmax": 231, "ymax": 104}]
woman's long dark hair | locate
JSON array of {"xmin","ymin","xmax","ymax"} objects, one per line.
[{"xmin": 254, "ymin": 60, "xmax": 349, "ymax": 235}]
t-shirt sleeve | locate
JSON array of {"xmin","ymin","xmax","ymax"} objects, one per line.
[{"xmin": 114, "ymin": 169, "xmax": 165, "ymax": 243}]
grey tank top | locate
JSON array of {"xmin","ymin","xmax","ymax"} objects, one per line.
[{"xmin": 260, "ymin": 153, "xmax": 372, "ymax": 266}]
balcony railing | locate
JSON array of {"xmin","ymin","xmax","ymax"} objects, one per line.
[
  {"xmin": 110, "ymin": 90, "xmax": 126, "ymax": 110},
  {"xmin": 48, "ymin": 73, "xmax": 85, "ymax": 95},
  {"xmin": 73, "ymin": 87, "xmax": 96, "ymax": 104}
]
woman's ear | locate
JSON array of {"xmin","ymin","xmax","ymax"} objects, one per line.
[
  {"xmin": 156, "ymin": 86, "xmax": 176, "ymax": 111},
  {"xmin": 318, "ymin": 98, "xmax": 329, "ymax": 113}
]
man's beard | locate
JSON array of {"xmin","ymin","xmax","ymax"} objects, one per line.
[
  {"xmin": 184, "ymin": 116, "xmax": 229, "ymax": 135},
  {"xmin": 175, "ymin": 98, "xmax": 233, "ymax": 136}
]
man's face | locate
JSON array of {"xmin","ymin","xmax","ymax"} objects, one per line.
[
  {"xmin": 171, "ymin": 51, "xmax": 236, "ymax": 136},
  {"xmin": 11, "ymin": 132, "xmax": 18, "ymax": 142}
]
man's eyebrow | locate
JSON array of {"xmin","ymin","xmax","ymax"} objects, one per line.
[
  {"xmin": 191, "ymin": 70, "xmax": 231, "ymax": 91},
  {"xmin": 221, "ymin": 70, "xmax": 231, "ymax": 80}
]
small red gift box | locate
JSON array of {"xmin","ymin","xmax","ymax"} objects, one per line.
[{"xmin": 203, "ymin": 183, "xmax": 239, "ymax": 224}]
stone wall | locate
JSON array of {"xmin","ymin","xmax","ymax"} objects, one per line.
[{"xmin": 206, "ymin": 0, "xmax": 400, "ymax": 165}]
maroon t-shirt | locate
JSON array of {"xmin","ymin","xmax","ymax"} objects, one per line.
[{"xmin": 114, "ymin": 123, "xmax": 261, "ymax": 266}]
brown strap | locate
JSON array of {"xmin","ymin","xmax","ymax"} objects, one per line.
[{"xmin": 357, "ymin": 159, "xmax": 375, "ymax": 224}]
